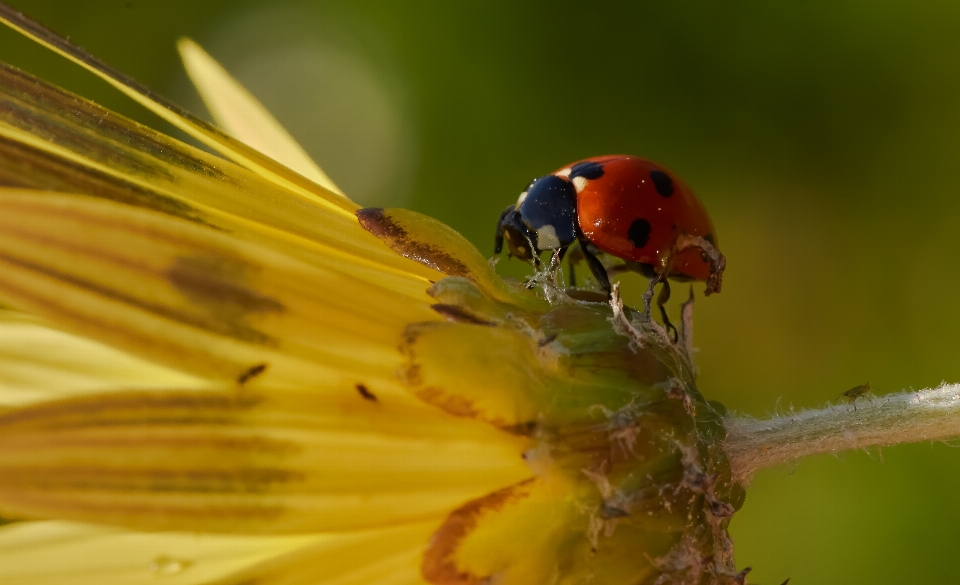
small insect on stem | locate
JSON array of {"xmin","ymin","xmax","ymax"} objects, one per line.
[{"xmin": 842, "ymin": 382, "xmax": 871, "ymax": 411}]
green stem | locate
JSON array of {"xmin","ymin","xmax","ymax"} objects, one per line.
[{"xmin": 723, "ymin": 383, "xmax": 960, "ymax": 483}]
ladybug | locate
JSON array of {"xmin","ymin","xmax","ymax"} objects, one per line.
[{"xmin": 495, "ymin": 155, "xmax": 725, "ymax": 311}]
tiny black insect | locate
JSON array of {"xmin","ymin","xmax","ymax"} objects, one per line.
[
  {"xmin": 237, "ymin": 363, "xmax": 268, "ymax": 385},
  {"xmin": 355, "ymin": 383, "xmax": 378, "ymax": 402}
]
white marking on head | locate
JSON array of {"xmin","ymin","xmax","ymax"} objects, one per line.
[
  {"xmin": 556, "ymin": 167, "xmax": 572, "ymax": 178},
  {"xmin": 572, "ymin": 176, "xmax": 588, "ymax": 193},
  {"xmin": 517, "ymin": 191, "xmax": 528, "ymax": 205},
  {"xmin": 536, "ymin": 224, "xmax": 561, "ymax": 249}
]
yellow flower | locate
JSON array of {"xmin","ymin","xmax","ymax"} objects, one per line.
[{"xmin": 0, "ymin": 6, "xmax": 745, "ymax": 585}]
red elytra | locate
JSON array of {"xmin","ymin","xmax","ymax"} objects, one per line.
[{"xmin": 567, "ymin": 155, "xmax": 718, "ymax": 283}]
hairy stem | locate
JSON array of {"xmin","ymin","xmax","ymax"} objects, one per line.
[{"xmin": 722, "ymin": 383, "xmax": 960, "ymax": 484}]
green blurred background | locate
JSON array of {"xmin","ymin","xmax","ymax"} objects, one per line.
[{"xmin": 4, "ymin": 1, "xmax": 960, "ymax": 582}]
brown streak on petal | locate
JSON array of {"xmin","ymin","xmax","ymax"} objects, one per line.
[
  {"xmin": 0, "ymin": 466, "xmax": 305, "ymax": 493},
  {"xmin": 357, "ymin": 208, "xmax": 471, "ymax": 277},
  {"xmin": 0, "ymin": 489, "xmax": 285, "ymax": 529},
  {"xmin": 499, "ymin": 420, "xmax": 539, "ymax": 437},
  {"xmin": 0, "ymin": 137, "xmax": 218, "ymax": 227},
  {"xmin": 0, "ymin": 62, "xmax": 231, "ymax": 182},
  {"xmin": 430, "ymin": 304, "xmax": 495, "ymax": 326},
  {"xmin": 167, "ymin": 256, "xmax": 284, "ymax": 316},
  {"xmin": 0, "ymin": 391, "xmax": 262, "ymax": 430},
  {"xmin": 398, "ymin": 322, "xmax": 513, "ymax": 428},
  {"xmin": 0, "ymin": 250, "xmax": 279, "ymax": 345},
  {"xmin": 397, "ymin": 325, "xmax": 426, "ymax": 387},
  {"xmin": 0, "ymin": 196, "xmax": 217, "ymax": 251},
  {"xmin": 0, "ymin": 197, "xmax": 283, "ymax": 345},
  {"xmin": 397, "ymin": 323, "xmax": 481, "ymax": 419},
  {"xmin": 0, "ymin": 271, "xmax": 236, "ymax": 377},
  {"xmin": 421, "ymin": 478, "xmax": 537, "ymax": 585},
  {"xmin": 414, "ymin": 386, "xmax": 481, "ymax": 420},
  {"xmin": 2, "ymin": 431, "xmax": 299, "ymax": 457}
]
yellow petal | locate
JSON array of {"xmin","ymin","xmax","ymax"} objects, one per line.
[
  {"xmin": 0, "ymin": 520, "xmax": 323, "ymax": 585},
  {"xmin": 0, "ymin": 389, "xmax": 531, "ymax": 533},
  {"xmin": 177, "ymin": 38, "xmax": 344, "ymax": 197},
  {"xmin": 0, "ymin": 313, "xmax": 211, "ymax": 407},
  {"xmin": 0, "ymin": 191, "xmax": 436, "ymax": 385},
  {"xmin": 358, "ymin": 208, "xmax": 548, "ymax": 311},
  {"xmin": 0, "ymin": 5, "xmax": 348, "ymax": 212},
  {"xmin": 204, "ymin": 522, "xmax": 436, "ymax": 585},
  {"xmin": 0, "ymin": 62, "xmax": 442, "ymax": 288}
]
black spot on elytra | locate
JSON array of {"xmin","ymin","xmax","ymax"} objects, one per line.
[
  {"xmin": 569, "ymin": 161, "xmax": 604, "ymax": 180},
  {"xmin": 704, "ymin": 233, "xmax": 715, "ymax": 245},
  {"xmin": 628, "ymin": 218, "xmax": 652, "ymax": 249},
  {"xmin": 650, "ymin": 170, "xmax": 673, "ymax": 197}
]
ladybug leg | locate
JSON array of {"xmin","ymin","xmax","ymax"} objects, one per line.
[
  {"xmin": 541, "ymin": 247, "xmax": 566, "ymax": 288},
  {"xmin": 579, "ymin": 240, "xmax": 611, "ymax": 294},
  {"xmin": 555, "ymin": 245, "xmax": 568, "ymax": 265},
  {"xmin": 554, "ymin": 246, "xmax": 570, "ymax": 287},
  {"xmin": 565, "ymin": 243, "xmax": 580, "ymax": 288},
  {"xmin": 650, "ymin": 255, "xmax": 680, "ymax": 341},
  {"xmin": 656, "ymin": 279, "xmax": 679, "ymax": 343},
  {"xmin": 563, "ymin": 243, "xmax": 591, "ymax": 288}
]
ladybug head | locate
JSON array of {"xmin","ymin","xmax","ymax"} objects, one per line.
[
  {"xmin": 495, "ymin": 204, "xmax": 538, "ymax": 262},
  {"xmin": 494, "ymin": 175, "xmax": 580, "ymax": 263}
]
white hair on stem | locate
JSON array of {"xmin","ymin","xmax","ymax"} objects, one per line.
[{"xmin": 724, "ymin": 382, "xmax": 960, "ymax": 484}]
